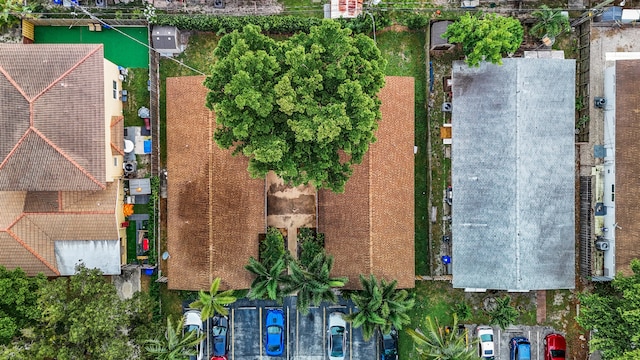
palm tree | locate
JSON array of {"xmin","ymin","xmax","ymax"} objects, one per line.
[
  {"xmin": 406, "ymin": 315, "xmax": 479, "ymax": 360},
  {"xmin": 488, "ymin": 295, "xmax": 518, "ymax": 330},
  {"xmin": 285, "ymin": 251, "xmax": 347, "ymax": 315},
  {"xmin": 530, "ymin": 5, "xmax": 570, "ymax": 40},
  {"xmin": 345, "ymin": 274, "xmax": 415, "ymax": 340},
  {"xmin": 245, "ymin": 256, "xmax": 288, "ymax": 302},
  {"xmin": 144, "ymin": 316, "xmax": 203, "ymax": 360},
  {"xmin": 189, "ymin": 277, "xmax": 236, "ymax": 319}
]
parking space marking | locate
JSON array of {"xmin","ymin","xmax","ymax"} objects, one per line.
[
  {"xmin": 323, "ymin": 307, "xmax": 326, "ymax": 360},
  {"xmin": 260, "ymin": 306, "xmax": 263, "ymax": 359},
  {"xmin": 287, "ymin": 306, "xmax": 290, "ymax": 360},
  {"xmin": 349, "ymin": 307, "xmax": 353, "ymax": 360},
  {"xmin": 231, "ymin": 308, "xmax": 235, "ymax": 360}
]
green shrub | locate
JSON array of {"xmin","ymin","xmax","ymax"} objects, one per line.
[
  {"xmin": 404, "ymin": 13, "xmax": 430, "ymax": 30},
  {"xmin": 260, "ymin": 227, "xmax": 287, "ymax": 269},
  {"xmin": 153, "ymin": 14, "xmax": 389, "ymax": 35}
]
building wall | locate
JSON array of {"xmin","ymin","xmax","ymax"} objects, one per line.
[{"xmin": 104, "ymin": 59, "xmax": 124, "ymax": 182}]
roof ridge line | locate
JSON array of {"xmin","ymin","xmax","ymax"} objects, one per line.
[
  {"xmin": 110, "ymin": 143, "xmax": 124, "ymax": 156},
  {"xmin": 31, "ymin": 127, "xmax": 106, "ymax": 190},
  {"xmin": 0, "ymin": 128, "xmax": 32, "ymax": 170},
  {"xmin": 0, "ymin": 65, "xmax": 30, "ymax": 101},
  {"xmin": 31, "ymin": 45, "xmax": 103, "ymax": 103},
  {"xmin": 6, "ymin": 227, "xmax": 60, "ymax": 276},
  {"xmin": 110, "ymin": 115, "xmax": 124, "ymax": 127}
]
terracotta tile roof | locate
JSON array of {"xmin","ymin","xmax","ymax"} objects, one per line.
[
  {"xmin": 166, "ymin": 76, "xmax": 264, "ymax": 291},
  {"xmin": 0, "ymin": 44, "xmax": 106, "ymax": 191},
  {"xmin": 615, "ymin": 60, "xmax": 640, "ymax": 276},
  {"xmin": 0, "ymin": 182, "xmax": 119, "ymax": 276},
  {"xmin": 0, "ymin": 232, "xmax": 57, "ymax": 277},
  {"xmin": 319, "ymin": 76, "xmax": 415, "ymax": 289},
  {"xmin": 0, "ymin": 192, "xmax": 27, "ymax": 229}
]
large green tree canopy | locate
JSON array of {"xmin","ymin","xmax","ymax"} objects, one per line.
[
  {"xmin": 444, "ymin": 13, "xmax": 523, "ymax": 67},
  {"xmin": 0, "ymin": 266, "xmax": 45, "ymax": 345},
  {"xmin": 205, "ymin": 20, "xmax": 387, "ymax": 193},
  {"xmin": 577, "ymin": 259, "xmax": 640, "ymax": 359}
]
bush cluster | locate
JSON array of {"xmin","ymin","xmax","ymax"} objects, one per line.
[{"xmin": 153, "ymin": 12, "xmax": 390, "ymax": 35}]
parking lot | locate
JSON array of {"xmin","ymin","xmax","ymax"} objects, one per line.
[
  {"xmin": 468, "ymin": 325, "xmax": 559, "ymax": 360},
  {"xmin": 226, "ymin": 296, "xmax": 377, "ymax": 360}
]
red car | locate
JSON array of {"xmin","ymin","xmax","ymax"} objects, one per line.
[{"xmin": 544, "ymin": 333, "xmax": 566, "ymax": 360}]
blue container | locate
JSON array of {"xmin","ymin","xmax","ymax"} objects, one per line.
[
  {"xmin": 143, "ymin": 140, "xmax": 152, "ymax": 154},
  {"xmin": 441, "ymin": 255, "xmax": 451, "ymax": 264},
  {"xmin": 143, "ymin": 268, "xmax": 155, "ymax": 276}
]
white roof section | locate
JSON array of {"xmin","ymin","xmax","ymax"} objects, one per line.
[
  {"xmin": 55, "ymin": 240, "xmax": 121, "ymax": 276},
  {"xmin": 451, "ymin": 58, "xmax": 576, "ymax": 291}
]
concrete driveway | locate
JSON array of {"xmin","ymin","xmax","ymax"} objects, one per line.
[{"xmin": 226, "ymin": 296, "xmax": 377, "ymax": 360}]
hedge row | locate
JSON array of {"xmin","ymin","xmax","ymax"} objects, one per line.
[{"xmin": 153, "ymin": 12, "xmax": 390, "ymax": 35}]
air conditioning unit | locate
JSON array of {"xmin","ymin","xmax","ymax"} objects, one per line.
[
  {"xmin": 442, "ymin": 102, "xmax": 452, "ymax": 112},
  {"xmin": 594, "ymin": 97, "xmax": 606, "ymax": 109},
  {"xmin": 595, "ymin": 240, "xmax": 609, "ymax": 251}
]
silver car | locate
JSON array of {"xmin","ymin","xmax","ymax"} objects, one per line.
[{"xmin": 327, "ymin": 312, "xmax": 347, "ymax": 360}]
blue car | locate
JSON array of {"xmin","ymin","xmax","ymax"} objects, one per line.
[
  {"xmin": 265, "ymin": 309, "xmax": 285, "ymax": 356},
  {"xmin": 509, "ymin": 336, "xmax": 531, "ymax": 360}
]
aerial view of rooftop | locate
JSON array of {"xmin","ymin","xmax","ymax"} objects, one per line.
[{"xmin": 0, "ymin": 0, "xmax": 639, "ymax": 358}]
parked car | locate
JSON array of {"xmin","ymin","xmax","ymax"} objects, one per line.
[
  {"xmin": 209, "ymin": 315, "xmax": 229, "ymax": 360},
  {"xmin": 328, "ymin": 312, "xmax": 347, "ymax": 360},
  {"xmin": 183, "ymin": 310, "xmax": 204, "ymax": 360},
  {"xmin": 544, "ymin": 333, "xmax": 567, "ymax": 360},
  {"xmin": 379, "ymin": 327, "xmax": 398, "ymax": 360},
  {"xmin": 509, "ymin": 336, "xmax": 531, "ymax": 360},
  {"xmin": 265, "ymin": 309, "xmax": 285, "ymax": 356},
  {"xmin": 445, "ymin": 186, "xmax": 453, "ymax": 205},
  {"xmin": 476, "ymin": 326, "xmax": 495, "ymax": 359}
]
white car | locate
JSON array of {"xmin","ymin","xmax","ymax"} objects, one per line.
[
  {"xmin": 476, "ymin": 325, "xmax": 495, "ymax": 359},
  {"xmin": 327, "ymin": 312, "xmax": 347, "ymax": 360},
  {"xmin": 183, "ymin": 309, "xmax": 204, "ymax": 360}
]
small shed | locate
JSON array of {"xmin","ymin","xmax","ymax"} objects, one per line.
[
  {"xmin": 151, "ymin": 26, "xmax": 182, "ymax": 56},
  {"xmin": 129, "ymin": 178, "xmax": 151, "ymax": 195},
  {"xmin": 430, "ymin": 21, "xmax": 455, "ymax": 51}
]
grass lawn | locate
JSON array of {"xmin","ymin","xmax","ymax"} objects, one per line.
[
  {"xmin": 376, "ymin": 29, "xmax": 430, "ymax": 276},
  {"xmin": 123, "ymin": 68, "xmax": 151, "ymax": 127},
  {"xmin": 278, "ymin": 0, "xmax": 324, "ymax": 17},
  {"xmin": 34, "ymin": 26, "xmax": 149, "ymax": 68},
  {"xmin": 126, "ymin": 222, "xmax": 137, "ymax": 263}
]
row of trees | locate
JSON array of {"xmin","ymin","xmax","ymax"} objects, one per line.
[{"xmin": 245, "ymin": 227, "xmax": 415, "ymax": 341}]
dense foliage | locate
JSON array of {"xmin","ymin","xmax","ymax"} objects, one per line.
[
  {"xmin": 577, "ymin": 259, "xmax": 640, "ymax": 359},
  {"xmin": 144, "ymin": 316, "xmax": 202, "ymax": 360},
  {"xmin": 443, "ymin": 13, "xmax": 523, "ymax": 67},
  {"xmin": 488, "ymin": 295, "xmax": 518, "ymax": 330},
  {"xmin": 0, "ymin": 0, "xmax": 33, "ymax": 29},
  {"xmin": 153, "ymin": 13, "xmax": 389, "ymax": 36},
  {"xmin": 406, "ymin": 315, "xmax": 479, "ymax": 360},
  {"xmin": 189, "ymin": 277, "xmax": 237, "ymax": 318},
  {"xmin": 530, "ymin": 5, "xmax": 570, "ymax": 39},
  {"xmin": 0, "ymin": 266, "xmax": 45, "ymax": 344},
  {"xmin": 0, "ymin": 265, "xmax": 159, "ymax": 359},
  {"xmin": 345, "ymin": 274, "xmax": 415, "ymax": 340},
  {"xmin": 205, "ymin": 20, "xmax": 386, "ymax": 192}
]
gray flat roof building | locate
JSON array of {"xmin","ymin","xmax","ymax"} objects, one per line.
[{"xmin": 451, "ymin": 58, "xmax": 576, "ymax": 291}]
